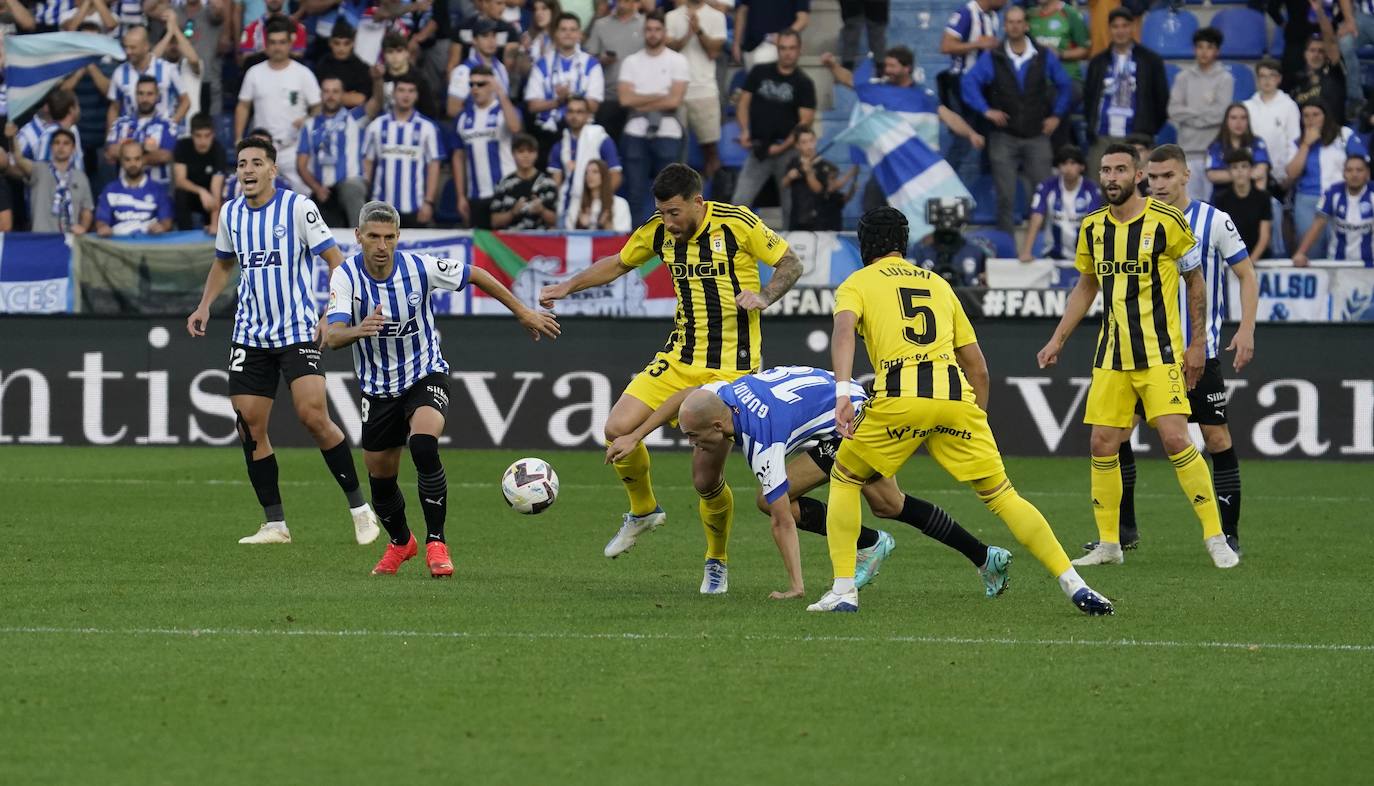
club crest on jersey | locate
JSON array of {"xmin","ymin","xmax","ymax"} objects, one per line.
[
  {"xmin": 408, "ymin": 292, "xmax": 422, "ymax": 305},
  {"xmin": 1140, "ymin": 235, "xmax": 1154, "ymax": 252},
  {"xmin": 273, "ymin": 224, "xmax": 286, "ymax": 239},
  {"xmin": 240, "ymin": 250, "xmax": 284, "ymax": 268},
  {"xmin": 711, "ymin": 233, "xmax": 725, "ymax": 253}
]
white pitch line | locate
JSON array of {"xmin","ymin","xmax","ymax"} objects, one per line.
[
  {"xmin": 0, "ymin": 475, "xmax": 1364, "ymax": 503},
  {"xmin": 2, "ymin": 626, "xmax": 1371, "ymax": 653}
]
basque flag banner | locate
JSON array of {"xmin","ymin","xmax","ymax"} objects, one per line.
[{"xmin": 4, "ymin": 32, "xmax": 126, "ymax": 119}]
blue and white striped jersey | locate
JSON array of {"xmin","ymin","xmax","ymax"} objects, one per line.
[
  {"xmin": 17, "ymin": 117, "xmax": 85, "ymax": 171},
  {"xmin": 455, "ymin": 101, "xmax": 514, "ymax": 201},
  {"xmin": 33, "ymin": 0, "xmax": 74, "ymax": 27},
  {"xmin": 447, "ymin": 54, "xmax": 511, "ymax": 108},
  {"xmin": 298, "ymin": 106, "xmax": 367, "ymax": 188},
  {"xmin": 703, "ymin": 366, "xmax": 867, "ymax": 504},
  {"xmin": 215, "ymin": 188, "xmax": 338, "ymax": 349},
  {"xmin": 363, "ymin": 111, "xmax": 442, "ymax": 214},
  {"xmin": 1319, "ymin": 182, "xmax": 1374, "ymax": 265},
  {"xmin": 1179, "ymin": 200, "xmax": 1249, "ymax": 359},
  {"xmin": 106, "ymin": 60, "xmax": 183, "ymax": 125},
  {"xmin": 326, "ymin": 252, "xmax": 471, "ymax": 398},
  {"xmin": 944, "ymin": 0, "xmax": 1000, "ymax": 74},
  {"xmin": 523, "ymin": 48, "xmax": 605, "ymax": 132},
  {"xmin": 106, "ymin": 113, "xmax": 177, "ymax": 184},
  {"xmin": 1030, "ymin": 175, "xmax": 1102, "ymax": 260}
]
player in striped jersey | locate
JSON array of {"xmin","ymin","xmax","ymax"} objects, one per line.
[
  {"xmin": 105, "ymin": 26, "xmax": 188, "ymax": 134},
  {"xmin": 325, "ymin": 201, "xmax": 559, "ymax": 577},
  {"xmin": 1293, "ymin": 154, "xmax": 1374, "ymax": 266},
  {"xmin": 1039, "ymin": 143, "xmax": 1239, "ymax": 570},
  {"xmin": 812, "ymin": 207, "xmax": 1110, "ymax": 615},
  {"xmin": 452, "ymin": 65, "xmax": 519, "ymax": 229},
  {"xmin": 540, "ymin": 164, "xmax": 802, "ymax": 564},
  {"xmin": 605, "ymin": 366, "xmax": 1013, "ymax": 599},
  {"xmin": 362, "ymin": 75, "xmax": 441, "ymax": 227},
  {"xmin": 187, "ymin": 136, "xmax": 381, "ymax": 548},
  {"xmin": 296, "ymin": 77, "xmax": 372, "ymax": 228}
]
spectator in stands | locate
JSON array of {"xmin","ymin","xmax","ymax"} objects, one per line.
[
  {"xmin": 94, "ymin": 139, "xmax": 173, "ymax": 236},
  {"xmin": 450, "ymin": 0, "xmax": 521, "ymax": 69},
  {"xmin": 454, "ymin": 64, "xmax": 522, "ymax": 228},
  {"xmin": 152, "ymin": 6, "xmax": 205, "ymax": 123},
  {"xmin": 315, "ymin": 21, "xmax": 373, "ymax": 110},
  {"xmin": 296, "ymin": 76, "xmax": 370, "ymax": 227},
  {"xmin": 586, "ymin": 0, "xmax": 644, "ymax": 139},
  {"xmin": 1293, "ymin": 152, "xmax": 1374, "ymax": 265},
  {"xmin": 1246, "ymin": 58, "xmax": 1302, "ymax": 188},
  {"xmin": 3, "ymin": 0, "xmax": 35, "ymax": 32},
  {"xmin": 666, "ymin": 0, "xmax": 726, "ymax": 180},
  {"xmin": 1285, "ymin": 100, "xmax": 1368, "ymax": 257},
  {"xmin": 236, "ymin": 17, "xmax": 321, "ymax": 192},
  {"xmin": 172, "ymin": 113, "xmax": 225, "ymax": 231},
  {"xmin": 491, "ymin": 132, "xmax": 559, "ymax": 229},
  {"xmin": 547, "ymin": 95, "xmax": 621, "ymax": 228},
  {"xmin": 940, "ymin": 0, "xmax": 1003, "ymax": 180},
  {"xmin": 1083, "ymin": 8, "xmax": 1168, "ymax": 175},
  {"xmin": 782, "ymin": 125, "xmax": 855, "ymax": 231},
  {"xmin": 733, "ymin": 0, "xmax": 809, "ymax": 69},
  {"xmin": 1029, "ymin": 0, "xmax": 1089, "ymax": 151},
  {"xmin": 1020, "ymin": 144, "xmax": 1101, "ymax": 262},
  {"xmin": 105, "ymin": 76, "xmax": 177, "ymax": 186},
  {"xmin": 1206, "ymin": 103, "xmax": 1271, "ymax": 197},
  {"xmin": 449, "ymin": 18, "xmax": 512, "ymax": 117},
  {"xmin": 731, "ymin": 29, "xmax": 814, "ymax": 225},
  {"xmin": 221, "ymin": 127, "xmax": 295, "ymax": 201},
  {"xmin": 962, "ymin": 4, "xmax": 1071, "ymax": 234},
  {"xmin": 5, "ymin": 124, "xmax": 93, "ymax": 233},
  {"xmin": 524, "ymin": 0, "xmax": 561, "ymax": 67},
  {"xmin": 618, "ymin": 11, "xmax": 688, "ymax": 225},
  {"xmin": 571, "ymin": 158, "xmax": 631, "ymax": 231},
  {"xmin": 1214, "ymin": 149, "xmax": 1272, "ymax": 260},
  {"xmin": 107, "ymin": 25, "xmax": 190, "ymax": 136},
  {"xmin": 18, "ymin": 89, "xmax": 85, "ymax": 172},
  {"xmin": 363, "ymin": 74, "xmax": 442, "ymax": 226},
  {"xmin": 839, "ymin": 0, "xmax": 887, "ymax": 70},
  {"xmin": 239, "ymin": 0, "xmax": 306, "ymax": 60},
  {"xmin": 1169, "ymin": 27, "xmax": 1232, "ymax": 203},
  {"xmin": 57, "ymin": 0, "xmax": 117, "ymax": 32},
  {"xmin": 526, "ymin": 12, "xmax": 605, "ymax": 154},
  {"xmin": 162, "ymin": 0, "xmax": 226, "ymax": 130},
  {"xmin": 373, "ymin": 32, "xmax": 443, "ymax": 121},
  {"xmin": 1290, "ymin": 15, "xmax": 1347, "ymax": 125},
  {"xmin": 1337, "ymin": 0, "xmax": 1374, "ymax": 116}
]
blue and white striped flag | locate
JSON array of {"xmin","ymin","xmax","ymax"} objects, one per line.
[
  {"xmin": 834, "ymin": 109, "xmax": 974, "ymax": 241},
  {"xmin": 850, "ymin": 82, "xmax": 942, "ymax": 151},
  {"xmin": 4, "ymin": 32, "xmax": 126, "ymax": 119}
]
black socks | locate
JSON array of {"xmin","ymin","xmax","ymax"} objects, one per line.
[
  {"xmin": 1118, "ymin": 440, "xmax": 1138, "ymax": 538},
  {"xmin": 246, "ymin": 454, "xmax": 284, "ymax": 522},
  {"xmin": 795, "ymin": 496, "xmax": 880, "ymax": 549},
  {"xmin": 410, "ymin": 435, "xmax": 447, "ymax": 544},
  {"xmin": 1211, "ymin": 447, "xmax": 1242, "ymax": 539},
  {"xmin": 896, "ymin": 495, "xmax": 989, "ymax": 568},
  {"xmin": 321, "ymin": 439, "xmax": 366, "ymax": 508},
  {"xmin": 369, "ymin": 474, "xmax": 410, "ymax": 546}
]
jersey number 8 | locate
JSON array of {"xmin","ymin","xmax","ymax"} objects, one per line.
[{"xmin": 898, "ymin": 288, "xmax": 936, "ymax": 345}]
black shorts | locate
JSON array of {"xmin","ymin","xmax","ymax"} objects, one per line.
[
  {"xmin": 805, "ymin": 437, "xmax": 842, "ymax": 476},
  {"xmin": 228, "ymin": 342, "xmax": 323, "ymax": 398},
  {"xmin": 361, "ymin": 374, "xmax": 451, "ymax": 452},
  {"xmin": 1132, "ymin": 358, "xmax": 1228, "ymax": 426}
]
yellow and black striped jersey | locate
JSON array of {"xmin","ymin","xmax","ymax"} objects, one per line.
[
  {"xmin": 1074, "ymin": 198, "xmax": 1199, "ymax": 371},
  {"xmin": 619, "ymin": 201, "xmax": 788, "ymax": 371},
  {"xmin": 833, "ymin": 256, "xmax": 978, "ymax": 404}
]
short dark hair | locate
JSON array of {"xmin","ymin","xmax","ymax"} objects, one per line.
[
  {"xmin": 1126, "ymin": 132, "xmax": 1154, "ymax": 150},
  {"xmin": 1148, "ymin": 143, "xmax": 1188, "ymax": 166},
  {"xmin": 1054, "ymin": 144, "xmax": 1086, "ymax": 167},
  {"xmin": 49, "ymin": 128, "xmax": 76, "ymax": 146},
  {"xmin": 1223, "ymin": 148, "xmax": 1253, "ymax": 166},
  {"xmin": 383, "ymin": 32, "xmax": 408, "ymax": 51},
  {"xmin": 793, "ymin": 124, "xmax": 816, "ymax": 139},
  {"xmin": 330, "ymin": 19, "xmax": 356, "ymax": 39},
  {"xmin": 1101, "ymin": 142, "xmax": 1139, "ymax": 165},
  {"xmin": 885, "ymin": 46, "xmax": 914, "ymax": 70},
  {"xmin": 512, "ymin": 133, "xmax": 539, "ymax": 152},
  {"xmin": 1256, "ymin": 57, "xmax": 1282, "ymax": 77},
  {"xmin": 248, "ymin": 127, "xmax": 273, "ymax": 141},
  {"xmin": 319, "ymin": 75, "xmax": 344, "ymax": 89},
  {"xmin": 237, "ymin": 136, "xmax": 277, "ymax": 162},
  {"xmin": 189, "ymin": 113, "xmax": 214, "ymax": 132},
  {"xmin": 776, "ymin": 28, "xmax": 802, "ymax": 47},
  {"xmin": 651, "ymin": 163, "xmax": 703, "ymax": 202},
  {"xmin": 1107, "ymin": 7, "xmax": 1134, "ymax": 23},
  {"xmin": 1193, "ymin": 27, "xmax": 1223, "ymax": 47},
  {"xmin": 469, "ymin": 64, "xmax": 494, "ymax": 78},
  {"xmin": 392, "ymin": 73, "xmax": 420, "ymax": 90},
  {"xmin": 556, "ymin": 11, "xmax": 581, "ymax": 28},
  {"xmin": 264, "ymin": 15, "xmax": 296, "ymax": 39},
  {"xmin": 644, "ymin": 8, "xmax": 665, "ymax": 25},
  {"xmin": 1348, "ymin": 153, "xmax": 1371, "ymax": 169},
  {"xmin": 136, "ymin": 75, "xmax": 159, "ymax": 88},
  {"xmin": 566, "ymin": 95, "xmax": 591, "ymax": 112},
  {"xmin": 46, "ymin": 89, "xmax": 76, "ymax": 120}
]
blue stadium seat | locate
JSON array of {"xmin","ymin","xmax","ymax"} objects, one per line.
[
  {"xmin": 832, "ymin": 83, "xmax": 857, "ymax": 116},
  {"xmin": 968, "ymin": 175, "xmax": 998, "ymax": 225},
  {"xmin": 1156, "ymin": 123, "xmax": 1178, "ymax": 145},
  {"xmin": 1166, "ymin": 63, "xmax": 1180, "ymax": 89},
  {"xmin": 685, "ymin": 131, "xmax": 704, "ymax": 170},
  {"xmin": 1142, "ymin": 10, "xmax": 1200, "ymax": 59},
  {"xmin": 718, "ymin": 120, "xmax": 749, "ymax": 168},
  {"xmin": 435, "ymin": 179, "xmax": 459, "ymax": 225},
  {"xmin": 1270, "ymin": 28, "xmax": 1284, "ymax": 58},
  {"xmin": 1227, "ymin": 62, "xmax": 1256, "ymax": 102},
  {"xmin": 1213, "ymin": 8, "xmax": 1267, "ymax": 59},
  {"xmin": 968, "ymin": 228, "xmax": 1016, "ymax": 258}
]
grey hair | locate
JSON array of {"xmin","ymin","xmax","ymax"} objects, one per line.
[{"xmin": 358, "ymin": 200, "xmax": 401, "ymax": 227}]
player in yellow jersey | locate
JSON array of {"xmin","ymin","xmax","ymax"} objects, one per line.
[
  {"xmin": 807, "ymin": 207, "xmax": 1113, "ymax": 615},
  {"xmin": 1037, "ymin": 143, "xmax": 1240, "ymax": 569},
  {"xmin": 539, "ymin": 164, "xmax": 802, "ymax": 587}
]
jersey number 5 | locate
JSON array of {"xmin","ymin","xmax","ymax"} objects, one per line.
[{"xmin": 898, "ymin": 288, "xmax": 936, "ymax": 345}]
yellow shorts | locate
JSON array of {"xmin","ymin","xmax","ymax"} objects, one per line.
[
  {"xmin": 1084, "ymin": 364, "xmax": 1192, "ymax": 428},
  {"xmin": 622, "ymin": 352, "xmax": 751, "ymax": 412},
  {"xmin": 837, "ymin": 397, "xmax": 1005, "ymax": 482}
]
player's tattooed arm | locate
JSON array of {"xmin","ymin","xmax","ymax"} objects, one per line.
[
  {"xmin": 740, "ymin": 245, "xmax": 802, "ymax": 310},
  {"xmin": 1183, "ymin": 267, "xmax": 1207, "ymax": 389}
]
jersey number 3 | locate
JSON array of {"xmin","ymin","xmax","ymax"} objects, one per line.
[{"xmin": 898, "ymin": 288, "xmax": 936, "ymax": 345}]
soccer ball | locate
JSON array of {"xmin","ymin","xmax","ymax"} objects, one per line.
[{"xmin": 501, "ymin": 457, "xmax": 560, "ymax": 514}]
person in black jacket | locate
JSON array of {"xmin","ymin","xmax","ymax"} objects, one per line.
[
  {"xmin": 1083, "ymin": 7, "xmax": 1169, "ymax": 175},
  {"xmin": 961, "ymin": 5, "xmax": 1072, "ymax": 232}
]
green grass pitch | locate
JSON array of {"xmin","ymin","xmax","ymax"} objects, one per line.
[{"xmin": 1, "ymin": 446, "xmax": 1370, "ymax": 784}]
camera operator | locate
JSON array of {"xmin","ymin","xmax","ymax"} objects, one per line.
[{"xmin": 912, "ymin": 197, "xmax": 987, "ymax": 288}]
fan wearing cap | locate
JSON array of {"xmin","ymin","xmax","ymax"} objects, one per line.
[{"xmin": 808, "ymin": 206, "xmax": 1113, "ymax": 616}]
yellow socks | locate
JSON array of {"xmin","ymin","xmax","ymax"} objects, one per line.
[
  {"xmin": 974, "ymin": 473, "xmax": 1072, "ymax": 577},
  {"xmin": 609, "ymin": 440, "xmax": 658, "ymax": 517},
  {"xmin": 1170, "ymin": 445, "xmax": 1224, "ymax": 539},
  {"xmin": 699, "ymin": 478, "xmax": 734, "ymax": 561},
  {"xmin": 1090, "ymin": 455, "xmax": 1123, "ymax": 544},
  {"xmin": 825, "ymin": 466, "xmax": 865, "ymax": 578}
]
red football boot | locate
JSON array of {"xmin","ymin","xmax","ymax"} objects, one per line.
[
  {"xmin": 426, "ymin": 540, "xmax": 454, "ymax": 578},
  {"xmin": 371, "ymin": 535, "xmax": 418, "ymax": 575}
]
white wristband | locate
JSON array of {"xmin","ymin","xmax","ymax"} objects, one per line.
[{"xmin": 835, "ymin": 380, "xmax": 854, "ymax": 397}]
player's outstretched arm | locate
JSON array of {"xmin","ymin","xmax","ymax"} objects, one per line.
[
  {"xmin": 831, "ymin": 310, "xmax": 859, "ymax": 438},
  {"xmin": 1037, "ymin": 273, "xmax": 1099, "ymax": 368},
  {"xmin": 469, "ymin": 266, "xmax": 561, "ymax": 341},
  {"xmin": 766, "ymin": 495, "xmax": 805, "ymax": 600},
  {"xmin": 954, "ymin": 342, "xmax": 992, "ymax": 411},
  {"xmin": 738, "ymin": 245, "xmax": 803, "ymax": 311},
  {"xmin": 1228, "ymin": 258, "xmax": 1259, "ymax": 371},
  {"xmin": 1182, "ymin": 268, "xmax": 1208, "ymax": 389},
  {"xmin": 187, "ymin": 258, "xmax": 237, "ymax": 337},
  {"xmin": 604, "ymin": 386, "xmax": 699, "ymax": 463},
  {"xmin": 324, "ymin": 305, "xmax": 386, "ymax": 349},
  {"xmin": 538, "ymin": 253, "xmax": 634, "ymax": 309}
]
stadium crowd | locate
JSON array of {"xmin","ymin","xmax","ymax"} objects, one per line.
[{"xmin": 0, "ymin": 0, "xmax": 1370, "ymax": 266}]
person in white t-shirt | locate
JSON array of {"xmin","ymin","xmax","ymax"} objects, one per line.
[
  {"xmin": 618, "ymin": 12, "xmax": 689, "ymax": 226},
  {"xmin": 235, "ymin": 16, "xmax": 321, "ymax": 192},
  {"xmin": 1243, "ymin": 58, "xmax": 1301, "ymax": 185},
  {"xmin": 666, "ymin": 0, "xmax": 726, "ymax": 180}
]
